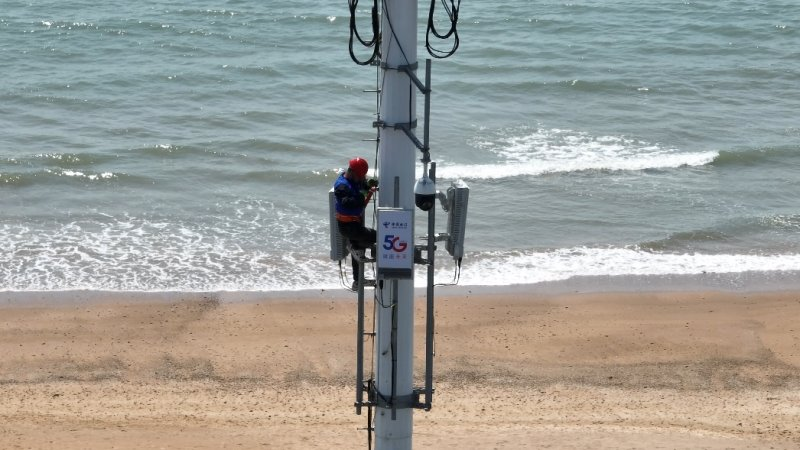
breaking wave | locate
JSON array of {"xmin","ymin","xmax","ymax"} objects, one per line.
[
  {"xmin": 709, "ymin": 146, "xmax": 800, "ymax": 168},
  {"xmin": 459, "ymin": 247, "xmax": 800, "ymax": 287},
  {"xmin": 436, "ymin": 128, "xmax": 718, "ymax": 180},
  {"xmin": 4, "ymin": 231, "xmax": 800, "ymax": 291}
]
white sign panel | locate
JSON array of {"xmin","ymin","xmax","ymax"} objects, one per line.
[{"xmin": 377, "ymin": 208, "xmax": 414, "ymax": 278}]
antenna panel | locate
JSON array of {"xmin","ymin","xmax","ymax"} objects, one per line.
[
  {"xmin": 445, "ymin": 180, "xmax": 469, "ymax": 259},
  {"xmin": 329, "ymin": 189, "xmax": 350, "ymax": 261}
]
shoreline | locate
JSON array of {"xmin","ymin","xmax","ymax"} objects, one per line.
[
  {"xmin": 4, "ymin": 270, "xmax": 800, "ymax": 307},
  {"xmin": 2, "ymin": 287, "xmax": 799, "ymax": 448}
]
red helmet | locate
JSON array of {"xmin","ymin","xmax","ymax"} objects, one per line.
[{"xmin": 348, "ymin": 157, "xmax": 369, "ymax": 178}]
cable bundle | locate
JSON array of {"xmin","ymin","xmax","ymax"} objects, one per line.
[
  {"xmin": 426, "ymin": 0, "xmax": 461, "ymax": 59},
  {"xmin": 348, "ymin": 0, "xmax": 381, "ymax": 65}
]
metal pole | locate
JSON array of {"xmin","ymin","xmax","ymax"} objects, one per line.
[
  {"xmin": 375, "ymin": 0, "xmax": 416, "ymax": 448},
  {"xmin": 423, "ymin": 59, "xmax": 431, "ymax": 154},
  {"xmin": 356, "ymin": 259, "xmax": 365, "ymax": 415},
  {"xmin": 424, "ymin": 163, "xmax": 436, "ymax": 409}
]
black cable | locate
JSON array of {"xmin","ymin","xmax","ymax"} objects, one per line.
[
  {"xmin": 380, "ymin": 0, "xmax": 411, "ymax": 66},
  {"xmin": 434, "ymin": 258, "xmax": 462, "ymax": 286},
  {"xmin": 340, "ymin": 260, "xmax": 355, "ymax": 291},
  {"xmin": 349, "ymin": 0, "xmax": 381, "ymax": 65},
  {"xmin": 367, "ymin": 403, "xmax": 374, "ymax": 449},
  {"xmin": 390, "ymin": 288, "xmax": 398, "ymax": 417},
  {"xmin": 376, "ymin": 282, "xmax": 393, "ymax": 308},
  {"xmin": 408, "ymin": 80, "xmax": 413, "ymax": 132},
  {"xmin": 426, "ymin": 0, "xmax": 461, "ymax": 59}
]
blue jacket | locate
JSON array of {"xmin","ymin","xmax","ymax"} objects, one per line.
[{"xmin": 334, "ymin": 173, "xmax": 368, "ymax": 218}]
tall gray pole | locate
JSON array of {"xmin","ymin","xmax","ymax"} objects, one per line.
[{"xmin": 375, "ymin": 0, "xmax": 416, "ymax": 448}]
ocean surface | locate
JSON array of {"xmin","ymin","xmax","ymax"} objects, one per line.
[{"xmin": 2, "ymin": 0, "xmax": 800, "ymax": 292}]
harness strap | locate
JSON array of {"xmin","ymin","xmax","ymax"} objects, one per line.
[{"xmin": 336, "ymin": 212, "xmax": 363, "ymax": 223}]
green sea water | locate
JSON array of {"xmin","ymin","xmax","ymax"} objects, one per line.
[{"xmin": 2, "ymin": 0, "xmax": 800, "ymax": 290}]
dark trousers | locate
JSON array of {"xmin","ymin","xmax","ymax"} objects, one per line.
[{"xmin": 338, "ymin": 221, "xmax": 376, "ymax": 282}]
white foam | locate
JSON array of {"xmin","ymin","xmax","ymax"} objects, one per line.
[
  {"xmin": 4, "ymin": 241, "xmax": 800, "ymax": 292},
  {"xmin": 0, "ymin": 199, "xmax": 332, "ymax": 292},
  {"xmin": 437, "ymin": 128, "xmax": 717, "ymax": 180},
  {"xmin": 4, "ymin": 217, "xmax": 799, "ymax": 292},
  {"xmin": 458, "ymin": 247, "xmax": 800, "ymax": 286}
]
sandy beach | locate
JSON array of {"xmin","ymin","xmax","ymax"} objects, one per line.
[{"xmin": 1, "ymin": 288, "xmax": 799, "ymax": 449}]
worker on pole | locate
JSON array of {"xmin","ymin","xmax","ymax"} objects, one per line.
[{"xmin": 333, "ymin": 157, "xmax": 378, "ymax": 288}]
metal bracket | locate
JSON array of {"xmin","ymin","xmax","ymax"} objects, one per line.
[
  {"xmin": 414, "ymin": 243, "xmax": 437, "ymax": 265},
  {"xmin": 372, "ymin": 119, "xmax": 418, "ymax": 130},
  {"xmin": 373, "ymin": 119, "xmax": 425, "ymax": 152},
  {"xmin": 434, "ymin": 232, "xmax": 450, "ymax": 242},
  {"xmin": 349, "ymin": 246, "xmax": 376, "ymax": 264},
  {"xmin": 380, "ymin": 61, "xmax": 419, "ymax": 72},
  {"xmin": 375, "ymin": 59, "xmax": 433, "ymax": 156},
  {"xmin": 382, "ymin": 62, "xmax": 430, "ymax": 95},
  {"xmin": 366, "ymin": 385, "xmax": 431, "ymax": 410},
  {"xmin": 413, "ymin": 246, "xmax": 426, "ymax": 265}
]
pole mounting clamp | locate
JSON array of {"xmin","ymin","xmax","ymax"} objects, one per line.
[{"xmin": 373, "ymin": 120, "xmax": 426, "ymax": 152}]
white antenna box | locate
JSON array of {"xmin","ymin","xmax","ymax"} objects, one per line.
[
  {"xmin": 328, "ymin": 188, "xmax": 350, "ymax": 261},
  {"xmin": 445, "ymin": 180, "xmax": 469, "ymax": 260}
]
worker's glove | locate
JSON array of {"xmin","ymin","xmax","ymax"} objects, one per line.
[{"xmin": 367, "ymin": 178, "xmax": 379, "ymax": 189}]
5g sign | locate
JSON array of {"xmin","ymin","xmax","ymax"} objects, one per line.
[
  {"xmin": 383, "ymin": 234, "xmax": 408, "ymax": 253},
  {"xmin": 377, "ymin": 208, "xmax": 413, "ymax": 279}
]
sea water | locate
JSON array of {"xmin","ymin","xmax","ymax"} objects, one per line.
[{"xmin": 2, "ymin": 0, "xmax": 799, "ymax": 291}]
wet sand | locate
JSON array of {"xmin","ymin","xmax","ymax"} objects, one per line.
[{"xmin": 1, "ymin": 289, "xmax": 799, "ymax": 449}]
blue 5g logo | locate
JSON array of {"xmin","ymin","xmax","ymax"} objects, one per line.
[{"xmin": 383, "ymin": 234, "xmax": 408, "ymax": 252}]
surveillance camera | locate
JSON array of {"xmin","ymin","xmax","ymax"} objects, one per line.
[{"xmin": 414, "ymin": 175, "xmax": 436, "ymax": 211}]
